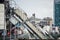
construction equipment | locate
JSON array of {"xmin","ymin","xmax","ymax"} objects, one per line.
[{"xmin": 12, "ymin": 9, "xmax": 48, "ymax": 39}]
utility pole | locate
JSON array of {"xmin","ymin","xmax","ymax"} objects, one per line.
[{"xmin": 4, "ymin": 0, "xmax": 11, "ymax": 40}]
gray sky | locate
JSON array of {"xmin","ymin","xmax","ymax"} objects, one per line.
[{"xmin": 14, "ymin": 0, "xmax": 54, "ymax": 19}]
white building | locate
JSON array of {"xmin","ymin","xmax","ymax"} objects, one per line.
[{"xmin": 0, "ymin": 4, "xmax": 6, "ymax": 30}]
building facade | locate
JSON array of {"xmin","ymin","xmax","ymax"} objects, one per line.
[{"xmin": 54, "ymin": 0, "xmax": 60, "ymax": 26}]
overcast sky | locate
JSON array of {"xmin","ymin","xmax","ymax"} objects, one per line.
[{"xmin": 14, "ymin": 0, "xmax": 54, "ymax": 19}]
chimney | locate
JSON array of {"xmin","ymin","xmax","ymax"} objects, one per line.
[
  {"xmin": 32, "ymin": 13, "xmax": 35, "ymax": 19},
  {"xmin": 33, "ymin": 13, "xmax": 35, "ymax": 17}
]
